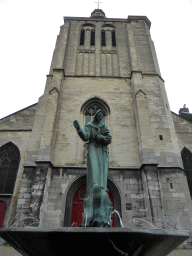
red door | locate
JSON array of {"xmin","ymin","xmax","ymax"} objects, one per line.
[
  {"xmin": 71, "ymin": 185, "xmax": 114, "ymax": 227},
  {"xmin": 0, "ymin": 201, "xmax": 6, "ymax": 228}
]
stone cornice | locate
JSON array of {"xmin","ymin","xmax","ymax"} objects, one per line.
[
  {"xmin": 64, "ymin": 15, "xmax": 151, "ymax": 28},
  {"xmin": 128, "ymin": 15, "xmax": 151, "ymax": 28},
  {"xmin": 130, "ymin": 71, "xmax": 165, "ymax": 82},
  {"xmin": 53, "ymin": 68, "xmax": 65, "ymax": 76},
  {"xmin": 22, "ymin": 163, "xmax": 185, "ymax": 172},
  {"xmin": 63, "ymin": 72, "xmax": 164, "ymax": 82}
]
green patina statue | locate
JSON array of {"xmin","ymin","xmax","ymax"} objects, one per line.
[{"xmin": 73, "ymin": 109, "xmax": 113, "ymax": 227}]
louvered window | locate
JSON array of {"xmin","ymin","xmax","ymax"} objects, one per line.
[
  {"xmin": 80, "ymin": 29, "xmax": 85, "ymax": 45},
  {"xmin": 90, "ymin": 29, "xmax": 95, "ymax": 46},
  {"xmin": 101, "ymin": 30, "xmax": 106, "ymax": 46},
  {"xmin": 111, "ymin": 30, "xmax": 116, "ymax": 47}
]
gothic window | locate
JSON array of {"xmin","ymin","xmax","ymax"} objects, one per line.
[
  {"xmin": 0, "ymin": 142, "xmax": 20, "ymax": 194},
  {"xmin": 101, "ymin": 24, "xmax": 116, "ymax": 47},
  {"xmin": 101, "ymin": 30, "xmax": 106, "ymax": 46},
  {"xmin": 90, "ymin": 29, "xmax": 95, "ymax": 46},
  {"xmin": 80, "ymin": 29, "xmax": 85, "ymax": 45},
  {"xmin": 181, "ymin": 147, "xmax": 192, "ymax": 198},
  {"xmin": 85, "ymin": 114, "xmax": 91, "ymax": 124},
  {"xmin": 111, "ymin": 30, "xmax": 116, "ymax": 47},
  {"xmin": 85, "ymin": 104, "xmax": 106, "ymax": 124}
]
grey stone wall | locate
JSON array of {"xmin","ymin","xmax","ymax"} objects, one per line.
[
  {"xmin": 13, "ymin": 165, "xmax": 192, "ymax": 233},
  {"xmin": 0, "ymin": 103, "xmax": 37, "ymax": 130},
  {"xmin": 0, "ymin": 104, "xmax": 37, "ymax": 226}
]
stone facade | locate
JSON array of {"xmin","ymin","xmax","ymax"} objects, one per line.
[{"xmin": 1, "ymin": 10, "xmax": 192, "ymax": 246}]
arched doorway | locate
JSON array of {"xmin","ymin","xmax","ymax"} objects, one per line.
[
  {"xmin": 71, "ymin": 184, "xmax": 115, "ymax": 227},
  {"xmin": 64, "ymin": 175, "xmax": 121, "ymax": 227},
  {"xmin": 0, "ymin": 201, "xmax": 6, "ymax": 228}
]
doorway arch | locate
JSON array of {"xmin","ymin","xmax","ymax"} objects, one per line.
[
  {"xmin": 64, "ymin": 175, "xmax": 122, "ymax": 227},
  {"xmin": 70, "ymin": 184, "xmax": 115, "ymax": 227}
]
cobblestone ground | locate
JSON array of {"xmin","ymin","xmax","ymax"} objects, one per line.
[
  {"xmin": 0, "ymin": 246, "xmax": 21, "ymax": 256},
  {"xmin": 168, "ymin": 249, "xmax": 192, "ymax": 256},
  {"xmin": 0, "ymin": 246, "xmax": 192, "ymax": 256}
]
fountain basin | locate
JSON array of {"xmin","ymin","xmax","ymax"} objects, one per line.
[{"xmin": 0, "ymin": 227, "xmax": 190, "ymax": 256}]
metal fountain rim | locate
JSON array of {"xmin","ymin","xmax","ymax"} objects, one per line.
[{"xmin": 0, "ymin": 227, "xmax": 190, "ymax": 237}]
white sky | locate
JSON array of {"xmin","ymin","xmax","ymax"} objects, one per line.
[{"xmin": 0, "ymin": 0, "xmax": 192, "ymax": 119}]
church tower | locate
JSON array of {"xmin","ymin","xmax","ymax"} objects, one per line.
[{"xmin": 0, "ymin": 8, "xmax": 192, "ymax": 242}]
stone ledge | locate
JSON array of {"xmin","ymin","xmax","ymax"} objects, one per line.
[{"xmin": 22, "ymin": 163, "xmax": 185, "ymax": 172}]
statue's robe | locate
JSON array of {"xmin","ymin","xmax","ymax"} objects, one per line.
[{"xmin": 77, "ymin": 121, "xmax": 112, "ymax": 194}]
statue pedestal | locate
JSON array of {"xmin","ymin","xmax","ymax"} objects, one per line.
[{"xmin": 80, "ymin": 185, "xmax": 113, "ymax": 227}]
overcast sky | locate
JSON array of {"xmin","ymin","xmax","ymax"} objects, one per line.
[{"xmin": 0, "ymin": 0, "xmax": 192, "ymax": 119}]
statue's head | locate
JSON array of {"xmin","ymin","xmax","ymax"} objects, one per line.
[{"xmin": 93, "ymin": 109, "xmax": 104, "ymax": 123}]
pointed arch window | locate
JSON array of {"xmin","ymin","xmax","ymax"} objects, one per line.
[
  {"xmin": 181, "ymin": 147, "xmax": 192, "ymax": 198},
  {"xmin": 0, "ymin": 142, "xmax": 20, "ymax": 194},
  {"xmin": 81, "ymin": 98, "xmax": 110, "ymax": 125},
  {"xmin": 85, "ymin": 104, "xmax": 106, "ymax": 124}
]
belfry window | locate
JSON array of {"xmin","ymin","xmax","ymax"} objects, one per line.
[
  {"xmin": 85, "ymin": 104, "xmax": 105, "ymax": 124},
  {"xmin": 80, "ymin": 29, "xmax": 85, "ymax": 45},
  {"xmin": 101, "ymin": 30, "xmax": 106, "ymax": 46},
  {"xmin": 90, "ymin": 29, "xmax": 95, "ymax": 46},
  {"xmin": 0, "ymin": 142, "xmax": 20, "ymax": 194},
  {"xmin": 111, "ymin": 30, "xmax": 116, "ymax": 47}
]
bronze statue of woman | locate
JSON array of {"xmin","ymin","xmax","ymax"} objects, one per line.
[{"xmin": 74, "ymin": 109, "xmax": 113, "ymax": 227}]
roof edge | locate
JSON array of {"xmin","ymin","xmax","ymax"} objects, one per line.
[
  {"xmin": 171, "ymin": 111, "xmax": 192, "ymax": 124},
  {"xmin": 128, "ymin": 15, "xmax": 151, "ymax": 28},
  {"xmin": 64, "ymin": 15, "xmax": 151, "ymax": 28},
  {"xmin": 0, "ymin": 103, "xmax": 38, "ymax": 121}
]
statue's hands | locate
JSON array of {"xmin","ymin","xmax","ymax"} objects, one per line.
[
  {"xmin": 94, "ymin": 128, "xmax": 100, "ymax": 140},
  {"xmin": 105, "ymin": 135, "xmax": 111, "ymax": 144},
  {"xmin": 97, "ymin": 134, "xmax": 111, "ymax": 145},
  {"xmin": 73, "ymin": 120, "xmax": 80, "ymax": 130}
]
